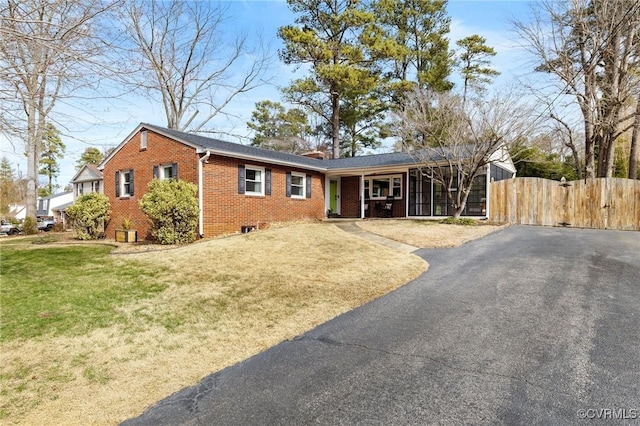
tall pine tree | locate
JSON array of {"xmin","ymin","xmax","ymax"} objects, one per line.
[
  {"xmin": 38, "ymin": 123, "xmax": 65, "ymax": 196},
  {"xmin": 279, "ymin": 0, "xmax": 382, "ymax": 158}
]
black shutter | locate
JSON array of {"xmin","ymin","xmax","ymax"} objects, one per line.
[
  {"xmin": 238, "ymin": 165, "xmax": 245, "ymax": 194},
  {"xmin": 265, "ymin": 169, "xmax": 271, "ymax": 195},
  {"xmin": 153, "ymin": 165, "xmax": 159, "ymax": 179},
  {"xmin": 306, "ymin": 174, "xmax": 312, "ymax": 198},
  {"xmin": 129, "ymin": 170, "xmax": 135, "ymax": 196},
  {"xmin": 286, "ymin": 172, "xmax": 292, "ymax": 197},
  {"xmin": 172, "ymin": 162, "xmax": 178, "ymax": 180},
  {"xmin": 115, "ymin": 171, "xmax": 120, "ymax": 197}
]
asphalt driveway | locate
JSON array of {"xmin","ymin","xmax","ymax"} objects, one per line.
[{"xmin": 123, "ymin": 226, "xmax": 640, "ymax": 425}]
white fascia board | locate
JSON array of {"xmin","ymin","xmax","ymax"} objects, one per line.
[
  {"xmin": 325, "ymin": 161, "xmax": 452, "ymax": 176},
  {"xmin": 199, "ymin": 148, "xmax": 328, "ymax": 173}
]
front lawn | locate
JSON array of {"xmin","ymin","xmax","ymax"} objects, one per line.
[
  {"xmin": 1, "ymin": 240, "xmax": 166, "ymax": 342},
  {"xmin": 357, "ymin": 219, "xmax": 508, "ymax": 248},
  {"xmin": 0, "ymin": 223, "xmax": 427, "ymax": 424}
]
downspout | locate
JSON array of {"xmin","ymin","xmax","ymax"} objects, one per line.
[
  {"xmin": 360, "ymin": 173, "xmax": 365, "ymax": 219},
  {"xmin": 198, "ymin": 151, "xmax": 211, "ymax": 237}
]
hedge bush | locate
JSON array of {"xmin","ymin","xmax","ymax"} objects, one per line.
[
  {"xmin": 139, "ymin": 179, "xmax": 199, "ymax": 245},
  {"xmin": 440, "ymin": 217, "xmax": 478, "ymax": 226},
  {"xmin": 66, "ymin": 193, "xmax": 111, "ymax": 240}
]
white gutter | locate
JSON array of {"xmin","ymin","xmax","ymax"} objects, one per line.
[{"xmin": 198, "ymin": 151, "xmax": 211, "ymax": 237}]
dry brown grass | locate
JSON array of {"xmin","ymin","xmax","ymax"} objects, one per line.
[
  {"xmin": 1, "ymin": 222, "xmax": 426, "ymax": 425},
  {"xmin": 356, "ymin": 219, "xmax": 508, "ymax": 248}
]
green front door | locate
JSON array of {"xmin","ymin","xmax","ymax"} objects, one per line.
[{"xmin": 329, "ymin": 180, "xmax": 338, "ymax": 212}]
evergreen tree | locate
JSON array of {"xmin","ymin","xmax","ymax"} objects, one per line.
[
  {"xmin": 455, "ymin": 35, "xmax": 499, "ymax": 104},
  {"xmin": 373, "ymin": 0, "xmax": 453, "ymax": 101},
  {"xmin": 279, "ymin": 0, "xmax": 382, "ymax": 158},
  {"xmin": 38, "ymin": 123, "xmax": 65, "ymax": 196},
  {"xmin": 75, "ymin": 147, "xmax": 104, "ymax": 170},
  {"xmin": 247, "ymin": 100, "xmax": 312, "ymax": 153},
  {"xmin": 0, "ymin": 157, "xmax": 16, "ymax": 215}
]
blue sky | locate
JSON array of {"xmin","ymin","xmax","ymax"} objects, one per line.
[{"xmin": 2, "ymin": 0, "xmax": 537, "ymax": 189}]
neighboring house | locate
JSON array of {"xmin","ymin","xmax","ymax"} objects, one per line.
[
  {"xmin": 37, "ymin": 191, "xmax": 74, "ymax": 224},
  {"xmin": 71, "ymin": 163, "xmax": 103, "ymax": 200},
  {"xmin": 100, "ymin": 123, "xmax": 516, "ymax": 241},
  {"xmin": 6, "ymin": 204, "xmax": 26, "ymax": 221}
]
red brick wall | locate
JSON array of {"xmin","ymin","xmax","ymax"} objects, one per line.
[
  {"xmin": 340, "ymin": 176, "xmax": 362, "ymax": 217},
  {"xmin": 104, "ymin": 128, "xmax": 326, "ymax": 240},
  {"xmin": 200, "ymin": 155, "xmax": 326, "ymax": 236}
]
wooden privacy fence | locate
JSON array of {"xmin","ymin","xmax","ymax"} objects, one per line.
[{"xmin": 489, "ymin": 178, "xmax": 640, "ymax": 231}]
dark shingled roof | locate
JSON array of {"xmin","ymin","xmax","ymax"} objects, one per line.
[
  {"xmin": 140, "ymin": 123, "xmax": 454, "ymax": 171},
  {"xmin": 325, "ymin": 152, "xmax": 417, "ymax": 169},
  {"xmin": 142, "ymin": 124, "xmax": 329, "ymax": 170}
]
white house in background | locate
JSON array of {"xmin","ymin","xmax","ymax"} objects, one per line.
[
  {"xmin": 70, "ymin": 163, "xmax": 103, "ymax": 200},
  {"xmin": 6, "ymin": 204, "xmax": 26, "ymax": 220},
  {"xmin": 37, "ymin": 191, "xmax": 74, "ymax": 224}
]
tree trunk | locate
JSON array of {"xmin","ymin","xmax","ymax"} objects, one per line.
[
  {"xmin": 569, "ymin": 143, "xmax": 583, "ymax": 180},
  {"xmin": 629, "ymin": 97, "xmax": 639, "ymax": 180},
  {"xmin": 331, "ymin": 90, "xmax": 340, "ymax": 159},
  {"xmin": 582, "ymin": 111, "xmax": 596, "ymax": 178}
]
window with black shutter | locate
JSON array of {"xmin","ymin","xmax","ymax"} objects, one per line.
[
  {"xmin": 116, "ymin": 169, "xmax": 134, "ymax": 197},
  {"xmin": 238, "ymin": 165, "xmax": 245, "ymax": 194},
  {"xmin": 286, "ymin": 172, "xmax": 292, "ymax": 197},
  {"xmin": 265, "ymin": 169, "xmax": 271, "ymax": 195}
]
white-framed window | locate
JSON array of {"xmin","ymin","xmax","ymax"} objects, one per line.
[
  {"xmin": 364, "ymin": 175, "xmax": 402, "ymax": 199},
  {"xmin": 245, "ymin": 166, "xmax": 264, "ymax": 196},
  {"xmin": 92, "ymin": 180, "xmax": 100, "ymax": 193},
  {"xmin": 116, "ymin": 169, "xmax": 134, "ymax": 197},
  {"xmin": 161, "ymin": 165, "xmax": 173, "ymax": 179},
  {"xmin": 290, "ymin": 172, "xmax": 305, "ymax": 199},
  {"xmin": 77, "ymin": 184, "xmax": 84, "ymax": 196},
  {"xmin": 153, "ymin": 163, "xmax": 178, "ymax": 180},
  {"xmin": 122, "ymin": 171, "xmax": 133, "ymax": 195}
]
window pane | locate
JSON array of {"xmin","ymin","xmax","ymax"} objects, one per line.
[
  {"xmin": 246, "ymin": 181, "xmax": 261, "ymax": 193},
  {"xmin": 372, "ymin": 178, "xmax": 389, "ymax": 197},
  {"xmin": 246, "ymin": 169, "xmax": 260, "ymax": 181},
  {"xmin": 291, "ymin": 175, "xmax": 303, "ymax": 185},
  {"xmin": 393, "ymin": 177, "xmax": 401, "ymax": 198}
]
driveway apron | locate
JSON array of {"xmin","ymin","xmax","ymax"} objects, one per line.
[{"xmin": 122, "ymin": 226, "xmax": 640, "ymax": 425}]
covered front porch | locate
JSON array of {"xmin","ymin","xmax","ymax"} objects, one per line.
[
  {"xmin": 325, "ymin": 172, "xmax": 407, "ymax": 219},
  {"xmin": 325, "ymin": 166, "xmax": 498, "ymax": 219}
]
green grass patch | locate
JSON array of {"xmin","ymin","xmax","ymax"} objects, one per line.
[
  {"xmin": 440, "ymin": 217, "xmax": 478, "ymax": 225},
  {"xmin": 0, "ymin": 242, "xmax": 168, "ymax": 342}
]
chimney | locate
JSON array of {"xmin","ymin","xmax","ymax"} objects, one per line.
[{"xmin": 300, "ymin": 150, "xmax": 325, "ymax": 160}]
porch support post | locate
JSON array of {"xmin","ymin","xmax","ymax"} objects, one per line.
[
  {"xmin": 360, "ymin": 173, "xmax": 365, "ymax": 219},
  {"xmin": 324, "ymin": 175, "xmax": 331, "ymax": 217},
  {"xmin": 485, "ymin": 164, "xmax": 491, "ymax": 219},
  {"xmin": 405, "ymin": 169, "xmax": 409, "ymax": 218}
]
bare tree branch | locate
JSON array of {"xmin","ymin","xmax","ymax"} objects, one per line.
[
  {"xmin": 0, "ymin": 0, "xmax": 121, "ymax": 221},
  {"xmin": 395, "ymin": 88, "xmax": 537, "ymax": 218},
  {"xmin": 119, "ymin": 0, "xmax": 275, "ymax": 133}
]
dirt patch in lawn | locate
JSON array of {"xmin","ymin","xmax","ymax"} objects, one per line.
[
  {"xmin": 356, "ymin": 219, "xmax": 508, "ymax": 248},
  {"xmin": 1, "ymin": 222, "xmax": 426, "ymax": 425}
]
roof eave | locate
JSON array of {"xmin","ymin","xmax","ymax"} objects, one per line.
[{"xmin": 196, "ymin": 147, "xmax": 326, "ymax": 172}]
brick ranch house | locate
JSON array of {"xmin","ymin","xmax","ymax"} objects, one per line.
[{"xmin": 99, "ymin": 123, "xmax": 516, "ymax": 241}]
